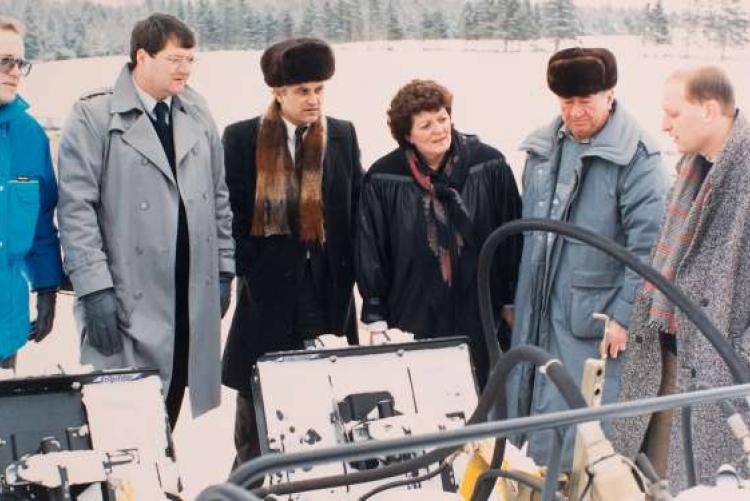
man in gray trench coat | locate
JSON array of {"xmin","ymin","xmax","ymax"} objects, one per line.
[
  {"xmin": 57, "ymin": 13, "xmax": 234, "ymax": 427},
  {"xmin": 506, "ymin": 47, "xmax": 666, "ymax": 469}
]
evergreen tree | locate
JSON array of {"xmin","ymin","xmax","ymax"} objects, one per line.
[
  {"xmin": 649, "ymin": 0, "xmax": 671, "ymax": 44},
  {"xmin": 474, "ymin": 0, "xmax": 500, "ymax": 39},
  {"xmin": 519, "ymin": 0, "xmax": 541, "ymax": 41},
  {"xmin": 299, "ymin": 0, "xmax": 324, "ymax": 38},
  {"xmin": 22, "ymin": 1, "xmax": 43, "ymax": 60},
  {"xmin": 421, "ymin": 10, "xmax": 449, "ymax": 39},
  {"xmin": 542, "ymin": 0, "xmax": 580, "ymax": 51},
  {"xmin": 679, "ymin": 0, "xmax": 705, "ymax": 57},
  {"xmin": 242, "ymin": 8, "xmax": 265, "ymax": 49},
  {"xmin": 386, "ymin": 0, "xmax": 403, "ymax": 40},
  {"xmin": 261, "ymin": 9, "xmax": 280, "ymax": 45},
  {"xmin": 704, "ymin": 0, "xmax": 750, "ymax": 59},
  {"xmin": 367, "ymin": 0, "xmax": 386, "ymax": 40},
  {"xmin": 280, "ymin": 11, "xmax": 294, "ymax": 39},
  {"xmin": 501, "ymin": 0, "xmax": 526, "ymax": 50},
  {"xmin": 459, "ymin": 1, "xmax": 479, "ymax": 39}
]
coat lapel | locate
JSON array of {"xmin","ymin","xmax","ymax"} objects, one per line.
[
  {"xmin": 171, "ymin": 97, "xmax": 202, "ymax": 168},
  {"xmin": 110, "ymin": 65, "xmax": 175, "ymax": 185},
  {"xmin": 119, "ymin": 113, "xmax": 175, "ymax": 185}
]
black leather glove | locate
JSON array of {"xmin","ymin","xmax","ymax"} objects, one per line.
[
  {"xmin": 81, "ymin": 288, "xmax": 123, "ymax": 356},
  {"xmin": 29, "ymin": 290, "xmax": 57, "ymax": 342},
  {"xmin": 220, "ymin": 274, "xmax": 233, "ymax": 319}
]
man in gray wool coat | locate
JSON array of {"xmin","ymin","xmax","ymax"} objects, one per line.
[{"xmin": 617, "ymin": 66, "xmax": 750, "ymax": 490}]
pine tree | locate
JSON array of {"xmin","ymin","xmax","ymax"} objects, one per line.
[
  {"xmin": 501, "ymin": 0, "xmax": 526, "ymax": 50},
  {"xmin": 242, "ymin": 8, "xmax": 264, "ymax": 49},
  {"xmin": 22, "ymin": 1, "xmax": 43, "ymax": 60},
  {"xmin": 386, "ymin": 0, "xmax": 403, "ymax": 40},
  {"xmin": 421, "ymin": 10, "xmax": 449, "ymax": 39},
  {"xmin": 649, "ymin": 0, "xmax": 670, "ymax": 45},
  {"xmin": 261, "ymin": 9, "xmax": 280, "ymax": 45},
  {"xmin": 542, "ymin": 0, "xmax": 580, "ymax": 50},
  {"xmin": 280, "ymin": 11, "xmax": 294, "ymax": 39},
  {"xmin": 679, "ymin": 0, "xmax": 705, "ymax": 57},
  {"xmin": 366, "ymin": 0, "xmax": 386, "ymax": 40},
  {"xmin": 704, "ymin": 0, "xmax": 750, "ymax": 59},
  {"xmin": 299, "ymin": 0, "xmax": 324, "ymax": 38},
  {"xmin": 459, "ymin": 1, "xmax": 479, "ymax": 39}
]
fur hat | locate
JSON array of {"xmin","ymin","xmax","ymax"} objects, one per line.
[
  {"xmin": 260, "ymin": 38, "xmax": 335, "ymax": 87},
  {"xmin": 547, "ymin": 47, "xmax": 617, "ymax": 98}
]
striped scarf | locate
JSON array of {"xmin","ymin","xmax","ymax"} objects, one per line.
[{"xmin": 645, "ymin": 154, "xmax": 712, "ymax": 334}]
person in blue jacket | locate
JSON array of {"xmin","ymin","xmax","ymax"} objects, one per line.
[{"xmin": 0, "ymin": 17, "xmax": 63, "ymax": 369}]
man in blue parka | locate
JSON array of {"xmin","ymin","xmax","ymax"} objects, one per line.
[
  {"xmin": 507, "ymin": 48, "xmax": 667, "ymax": 468},
  {"xmin": 0, "ymin": 17, "xmax": 63, "ymax": 368}
]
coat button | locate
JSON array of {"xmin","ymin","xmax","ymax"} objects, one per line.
[
  {"xmin": 141, "ymin": 157, "xmax": 148, "ymax": 165},
  {"xmin": 139, "ymin": 201, "xmax": 150, "ymax": 210},
  {"xmin": 700, "ymin": 298, "xmax": 709, "ymax": 307},
  {"xmin": 133, "ymin": 291, "xmax": 143, "ymax": 300}
]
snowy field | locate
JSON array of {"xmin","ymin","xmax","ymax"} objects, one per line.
[{"xmin": 8, "ymin": 36, "xmax": 750, "ymax": 499}]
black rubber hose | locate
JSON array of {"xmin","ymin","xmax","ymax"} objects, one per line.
[
  {"xmin": 249, "ymin": 345, "xmax": 586, "ymax": 497},
  {"xmin": 470, "ymin": 345, "xmax": 587, "ymax": 501},
  {"xmin": 476, "ymin": 218, "xmax": 750, "ymax": 497},
  {"xmin": 357, "ymin": 462, "xmax": 450, "ymax": 500},
  {"xmin": 471, "ymin": 468, "xmax": 545, "ymax": 499},
  {"xmin": 478, "ymin": 219, "xmax": 750, "ymax": 386},
  {"xmin": 681, "ymin": 405, "xmax": 697, "ymax": 487},
  {"xmin": 195, "ymin": 483, "xmax": 265, "ymax": 501}
]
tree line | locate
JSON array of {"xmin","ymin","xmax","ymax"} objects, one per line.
[{"xmin": 0, "ymin": 0, "xmax": 747, "ymax": 62}]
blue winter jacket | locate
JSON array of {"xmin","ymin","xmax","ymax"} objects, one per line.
[{"xmin": 0, "ymin": 95, "xmax": 63, "ymax": 359}]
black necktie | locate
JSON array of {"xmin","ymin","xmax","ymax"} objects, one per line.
[
  {"xmin": 154, "ymin": 101, "xmax": 169, "ymax": 127},
  {"xmin": 294, "ymin": 125, "xmax": 307, "ymax": 170},
  {"xmin": 153, "ymin": 101, "xmax": 175, "ymax": 171},
  {"xmin": 154, "ymin": 101, "xmax": 170, "ymax": 147}
]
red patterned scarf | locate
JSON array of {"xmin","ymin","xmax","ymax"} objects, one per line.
[
  {"xmin": 645, "ymin": 154, "xmax": 712, "ymax": 334},
  {"xmin": 406, "ymin": 133, "xmax": 474, "ymax": 286}
]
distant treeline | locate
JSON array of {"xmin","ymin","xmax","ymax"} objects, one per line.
[{"xmin": 0, "ymin": 0, "xmax": 747, "ymax": 61}]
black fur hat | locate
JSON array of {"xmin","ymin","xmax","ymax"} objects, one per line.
[
  {"xmin": 547, "ymin": 47, "xmax": 617, "ymax": 98},
  {"xmin": 260, "ymin": 38, "xmax": 335, "ymax": 87}
]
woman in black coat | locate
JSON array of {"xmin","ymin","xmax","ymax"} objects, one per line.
[{"xmin": 356, "ymin": 79, "xmax": 522, "ymax": 387}]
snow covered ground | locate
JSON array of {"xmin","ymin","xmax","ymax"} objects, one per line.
[{"xmin": 9, "ymin": 36, "xmax": 750, "ymax": 499}]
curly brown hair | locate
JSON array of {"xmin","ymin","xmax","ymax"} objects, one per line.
[{"xmin": 387, "ymin": 79, "xmax": 453, "ymax": 145}]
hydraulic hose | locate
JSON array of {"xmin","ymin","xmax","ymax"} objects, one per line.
[
  {"xmin": 477, "ymin": 219, "xmax": 750, "ymax": 496},
  {"xmin": 195, "ymin": 483, "xmax": 264, "ymax": 501},
  {"xmin": 478, "ymin": 219, "xmax": 750, "ymax": 385},
  {"xmin": 357, "ymin": 461, "xmax": 451, "ymax": 500},
  {"xmin": 470, "ymin": 345, "xmax": 587, "ymax": 501},
  {"xmin": 681, "ymin": 406, "xmax": 698, "ymax": 487},
  {"xmin": 248, "ymin": 346, "xmax": 586, "ymax": 497}
]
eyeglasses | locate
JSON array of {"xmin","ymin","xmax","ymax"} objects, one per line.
[
  {"xmin": 158, "ymin": 55, "xmax": 196, "ymax": 68},
  {"xmin": 0, "ymin": 56, "xmax": 32, "ymax": 76}
]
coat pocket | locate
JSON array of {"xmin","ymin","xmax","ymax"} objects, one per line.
[
  {"xmin": 570, "ymin": 269, "xmax": 620, "ymax": 339},
  {"xmin": 7, "ymin": 179, "xmax": 40, "ymax": 258}
]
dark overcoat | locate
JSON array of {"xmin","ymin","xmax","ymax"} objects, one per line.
[
  {"xmin": 355, "ymin": 133, "xmax": 522, "ymax": 386},
  {"xmin": 222, "ymin": 116, "xmax": 363, "ymax": 391}
]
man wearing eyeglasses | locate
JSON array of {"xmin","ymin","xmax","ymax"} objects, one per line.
[
  {"xmin": 0, "ymin": 17, "xmax": 63, "ymax": 371},
  {"xmin": 57, "ymin": 13, "xmax": 234, "ymax": 428}
]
